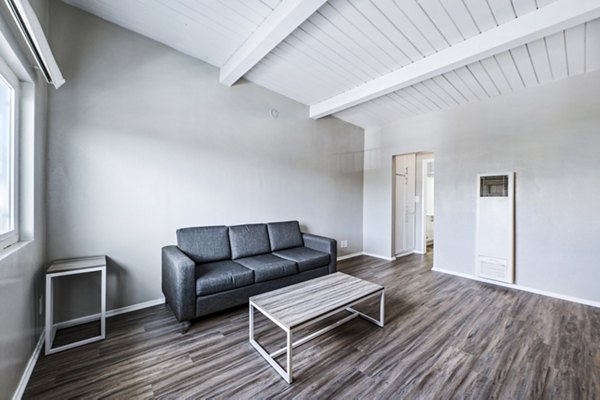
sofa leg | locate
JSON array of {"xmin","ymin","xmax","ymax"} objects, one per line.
[{"xmin": 181, "ymin": 320, "xmax": 192, "ymax": 334}]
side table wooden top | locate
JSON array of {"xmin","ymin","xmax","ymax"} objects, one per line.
[
  {"xmin": 250, "ymin": 272, "xmax": 383, "ymax": 329},
  {"xmin": 47, "ymin": 255, "xmax": 107, "ymax": 274}
]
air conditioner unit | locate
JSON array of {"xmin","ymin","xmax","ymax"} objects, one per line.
[
  {"xmin": 4, "ymin": 0, "xmax": 65, "ymax": 88},
  {"xmin": 476, "ymin": 173, "xmax": 515, "ymax": 283}
]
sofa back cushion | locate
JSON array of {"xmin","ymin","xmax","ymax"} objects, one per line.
[
  {"xmin": 229, "ymin": 223, "xmax": 271, "ymax": 259},
  {"xmin": 267, "ymin": 221, "xmax": 304, "ymax": 251},
  {"xmin": 177, "ymin": 226, "xmax": 231, "ymax": 263}
]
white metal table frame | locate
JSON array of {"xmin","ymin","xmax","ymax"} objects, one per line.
[
  {"xmin": 249, "ymin": 289, "xmax": 384, "ymax": 384},
  {"xmin": 45, "ymin": 266, "xmax": 106, "ymax": 355}
]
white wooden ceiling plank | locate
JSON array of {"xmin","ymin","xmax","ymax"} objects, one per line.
[
  {"xmin": 537, "ymin": 0, "xmax": 557, "ymax": 7},
  {"xmin": 527, "ymin": 38, "xmax": 554, "ymax": 83},
  {"xmin": 421, "ymin": 79, "xmax": 460, "ymax": 107},
  {"xmin": 226, "ymin": 0, "xmax": 272, "ymax": 23},
  {"xmin": 148, "ymin": 0, "xmax": 248, "ymax": 40},
  {"xmin": 260, "ymin": 0, "xmax": 281, "ymax": 10},
  {"xmin": 262, "ymin": 49, "xmax": 346, "ymax": 96},
  {"xmin": 394, "ymin": 90, "xmax": 431, "ymax": 114},
  {"xmin": 374, "ymin": 0, "xmax": 436, "ymax": 57},
  {"xmin": 318, "ymin": 3, "xmax": 398, "ymax": 71},
  {"xmin": 480, "ymin": 56, "xmax": 514, "ymax": 93},
  {"xmin": 466, "ymin": 61, "xmax": 501, "ymax": 96},
  {"xmin": 284, "ymin": 32, "xmax": 365, "ymax": 85},
  {"xmin": 372, "ymin": 96, "xmax": 412, "ymax": 119},
  {"xmin": 431, "ymin": 75, "xmax": 469, "ymax": 104},
  {"xmin": 355, "ymin": 99, "xmax": 395, "ymax": 121},
  {"xmin": 308, "ymin": 11, "xmax": 390, "ymax": 75},
  {"xmin": 393, "ymin": 0, "xmax": 449, "ymax": 51},
  {"xmin": 511, "ymin": 0, "xmax": 538, "ymax": 17},
  {"xmin": 442, "ymin": 70, "xmax": 480, "ymax": 102},
  {"xmin": 245, "ymin": 69, "xmax": 313, "ymax": 104},
  {"xmin": 487, "ymin": 0, "xmax": 517, "ymax": 25},
  {"xmin": 271, "ymin": 44, "xmax": 352, "ymax": 92},
  {"xmin": 248, "ymin": 56, "xmax": 328, "ymax": 102},
  {"xmin": 585, "ymin": 19, "xmax": 600, "ymax": 72},
  {"xmin": 455, "ymin": 65, "xmax": 489, "ymax": 99},
  {"xmin": 494, "ymin": 50, "xmax": 526, "ymax": 90},
  {"xmin": 311, "ymin": 0, "xmax": 600, "ymax": 118},
  {"xmin": 182, "ymin": 0, "xmax": 259, "ymax": 33},
  {"xmin": 414, "ymin": 81, "xmax": 453, "ymax": 108},
  {"xmin": 510, "ymin": 45, "xmax": 539, "ymax": 86},
  {"xmin": 423, "ymin": 81, "xmax": 459, "ymax": 108},
  {"xmin": 220, "ymin": 0, "xmax": 327, "ymax": 85},
  {"xmin": 351, "ymin": 0, "xmax": 424, "ymax": 61},
  {"xmin": 462, "ymin": 0, "xmax": 497, "ymax": 31},
  {"xmin": 329, "ymin": 0, "xmax": 410, "ymax": 67},
  {"xmin": 388, "ymin": 92, "xmax": 423, "ymax": 115},
  {"xmin": 249, "ymin": 51, "xmax": 338, "ymax": 104},
  {"xmin": 335, "ymin": 106, "xmax": 381, "ymax": 128},
  {"xmin": 300, "ymin": 19, "xmax": 381, "ymax": 79},
  {"xmin": 288, "ymin": 29, "xmax": 370, "ymax": 83},
  {"xmin": 544, "ymin": 30, "xmax": 568, "ymax": 79},
  {"xmin": 407, "ymin": 84, "xmax": 445, "ymax": 110},
  {"xmin": 565, "ymin": 24, "xmax": 586, "ymax": 75},
  {"xmin": 417, "ymin": 0, "xmax": 465, "ymax": 44},
  {"xmin": 440, "ymin": 0, "xmax": 480, "ymax": 39},
  {"xmin": 403, "ymin": 86, "xmax": 441, "ymax": 112}
]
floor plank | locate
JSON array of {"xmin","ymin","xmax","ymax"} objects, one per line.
[{"xmin": 24, "ymin": 250, "xmax": 600, "ymax": 399}]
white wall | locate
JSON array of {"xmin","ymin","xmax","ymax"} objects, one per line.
[
  {"xmin": 46, "ymin": 1, "xmax": 364, "ymax": 321},
  {"xmin": 0, "ymin": 1, "xmax": 48, "ymax": 398},
  {"xmin": 363, "ymin": 69, "xmax": 600, "ymax": 304}
]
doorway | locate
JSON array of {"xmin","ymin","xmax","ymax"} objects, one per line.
[
  {"xmin": 421, "ymin": 158, "xmax": 434, "ymax": 254},
  {"xmin": 393, "ymin": 152, "xmax": 434, "ymax": 257}
]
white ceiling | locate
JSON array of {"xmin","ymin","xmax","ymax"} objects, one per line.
[{"xmin": 62, "ymin": 0, "xmax": 600, "ymax": 129}]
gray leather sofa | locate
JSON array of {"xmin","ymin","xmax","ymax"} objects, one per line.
[{"xmin": 162, "ymin": 221, "xmax": 336, "ymax": 332}]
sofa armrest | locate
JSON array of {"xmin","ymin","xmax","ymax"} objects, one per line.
[
  {"xmin": 303, "ymin": 233, "xmax": 337, "ymax": 274},
  {"xmin": 162, "ymin": 246, "xmax": 196, "ymax": 322}
]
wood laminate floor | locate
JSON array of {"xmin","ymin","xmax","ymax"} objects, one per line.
[{"xmin": 24, "ymin": 252, "xmax": 600, "ymax": 399}]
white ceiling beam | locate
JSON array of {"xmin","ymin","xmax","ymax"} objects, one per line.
[
  {"xmin": 309, "ymin": 0, "xmax": 600, "ymax": 119},
  {"xmin": 219, "ymin": 0, "xmax": 326, "ymax": 86}
]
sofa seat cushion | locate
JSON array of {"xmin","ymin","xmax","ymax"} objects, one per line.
[
  {"xmin": 272, "ymin": 247, "xmax": 330, "ymax": 272},
  {"xmin": 195, "ymin": 261, "xmax": 254, "ymax": 296},
  {"xmin": 235, "ymin": 254, "xmax": 297, "ymax": 283}
]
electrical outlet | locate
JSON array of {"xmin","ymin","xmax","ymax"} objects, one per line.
[
  {"xmin": 39, "ymin": 296, "xmax": 43, "ymax": 316},
  {"xmin": 341, "ymin": 240, "xmax": 348, "ymax": 248}
]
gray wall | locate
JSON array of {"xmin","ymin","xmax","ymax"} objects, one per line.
[
  {"xmin": 0, "ymin": 1, "xmax": 48, "ymax": 398},
  {"xmin": 363, "ymin": 69, "xmax": 600, "ymax": 303},
  {"xmin": 46, "ymin": 1, "xmax": 364, "ymax": 321}
]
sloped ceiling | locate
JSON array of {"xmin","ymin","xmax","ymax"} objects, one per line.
[{"xmin": 62, "ymin": 0, "xmax": 600, "ymax": 129}]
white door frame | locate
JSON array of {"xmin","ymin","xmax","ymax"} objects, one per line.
[{"xmin": 418, "ymin": 158, "xmax": 434, "ymax": 254}]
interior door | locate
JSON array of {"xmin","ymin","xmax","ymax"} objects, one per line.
[{"xmin": 394, "ymin": 154, "xmax": 416, "ymax": 255}]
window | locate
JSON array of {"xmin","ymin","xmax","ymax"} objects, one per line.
[{"xmin": 0, "ymin": 60, "xmax": 19, "ymax": 249}]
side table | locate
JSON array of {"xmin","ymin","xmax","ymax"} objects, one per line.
[{"xmin": 45, "ymin": 255, "xmax": 107, "ymax": 355}]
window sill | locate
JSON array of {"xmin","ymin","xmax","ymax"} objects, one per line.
[{"xmin": 0, "ymin": 240, "xmax": 33, "ymax": 262}]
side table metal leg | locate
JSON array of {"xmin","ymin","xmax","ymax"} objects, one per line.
[
  {"xmin": 45, "ymin": 275, "xmax": 52, "ymax": 355},
  {"xmin": 249, "ymin": 303, "xmax": 254, "ymax": 342},
  {"xmin": 379, "ymin": 290, "xmax": 385, "ymax": 327},
  {"xmin": 286, "ymin": 329, "xmax": 293, "ymax": 384}
]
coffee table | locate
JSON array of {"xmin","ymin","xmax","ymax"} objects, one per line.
[{"xmin": 249, "ymin": 272, "xmax": 384, "ymax": 383}]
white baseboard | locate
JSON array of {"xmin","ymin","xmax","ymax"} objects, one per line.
[
  {"xmin": 337, "ymin": 252, "xmax": 362, "ymax": 261},
  {"xmin": 12, "ymin": 330, "xmax": 44, "ymax": 400},
  {"xmin": 432, "ymin": 267, "xmax": 600, "ymax": 309},
  {"xmin": 362, "ymin": 252, "xmax": 396, "ymax": 261},
  {"xmin": 12, "ymin": 297, "xmax": 165, "ymax": 399}
]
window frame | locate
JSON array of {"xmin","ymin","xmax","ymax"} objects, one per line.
[{"xmin": 0, "ymin": 57, "xmax": 20, "ymax": 250}]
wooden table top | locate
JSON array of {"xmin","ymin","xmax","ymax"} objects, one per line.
[
  {"xmin": 250, "ymin": 272, "xmax": 383, "ymax": 329},
  {"xmin": 47, "ymin": 256, "xmax": 107, "ymax": 274}
]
